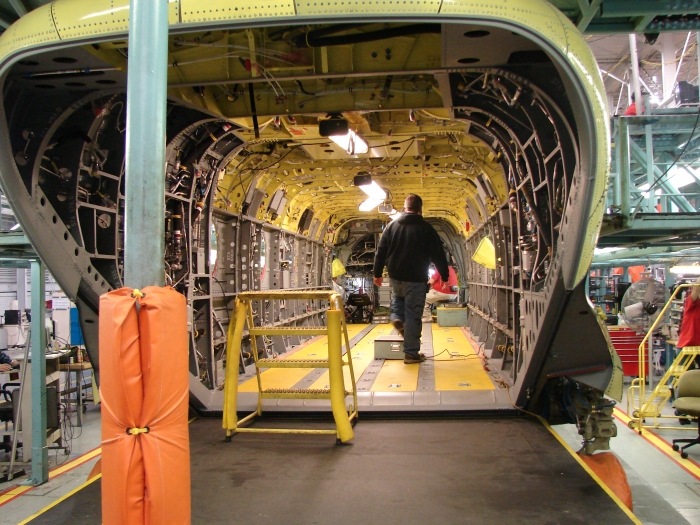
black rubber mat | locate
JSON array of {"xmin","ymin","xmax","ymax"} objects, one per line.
[{"xmin": 25, "ymin": 417, "xmax": 647, "ymax": 525}]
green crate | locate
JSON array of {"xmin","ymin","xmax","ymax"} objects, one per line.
[
  {"xmin": 436, "ymin": 307, "xmax": 468, "ymax": 327},
  {"xmin": 373, "ymin": 335, "xmax": 405, "ymax": 359}
]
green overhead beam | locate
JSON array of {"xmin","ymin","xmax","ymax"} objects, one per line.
[
  {"xmin": 0, "ymin": 10, "xmax": 16, "ymax": 29},
  {"xmin": 592, "ymin": 245, "xmax": 695, "ymax": 264},
  {"xmin": 634, "ymin": 15, "xmax": 655, "ymax": 32},
  {"xmin": 601, "ymin": 0, "xmax": 700, "ymax": 17},
  {"xmin": 0, "ymin": 233, "xmax": 30, "ymax": 246},
  {"xmin": 7, "ymin": 0, "xmax": 27, "ymax": 17},
  {"xmin": 577, "ymin": 0, "xmax": 603, "ymax": 32}
]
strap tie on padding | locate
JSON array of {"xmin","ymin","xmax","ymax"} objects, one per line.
[
  {"xmin": 131, "ymin": 289, "xmax": 144, "ymax": 299},
  {"xmin": 127, "ymin": 427, "xmax": 150, "ymax": 435}
]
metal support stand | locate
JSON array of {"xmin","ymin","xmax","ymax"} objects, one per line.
[
  {"xmin": 28, "ymin": 259, "xmax": 47, "ymax": 485},
  {"xmin": 124, "ymin": 0, "xmax": 169, "ymax": 289}
]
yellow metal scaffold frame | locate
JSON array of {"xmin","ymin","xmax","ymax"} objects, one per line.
[
  {"xmin": 627, "ymin": 283, "xmax": 700, "ymax": 432},
  {"xmin": 222, "ymin": 291, "xmax": 358, "ymax": 443}
]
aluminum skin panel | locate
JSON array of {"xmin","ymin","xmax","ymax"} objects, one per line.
[
  {"xmin": 0, "ymin": 5, "xmax": 57, "ymax": 59},
  {"xmin": 180, "ymin": 1, "xmax": 296, "ymax": 23},
  {"xmin": 295, "ymin": 0, "xmax": 443, "ymax": 15},
  {"xmin": 51, "ymin": 0, "xmax": 180, "ymax": 40}
]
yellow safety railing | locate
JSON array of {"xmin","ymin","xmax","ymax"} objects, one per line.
[
  {"xmin": 222, "ymin": 290, "xmax": 358, "ymax": 444},
  {"xmin": 627, "ymin": 283, "xmax": 698, "ymax": 432}
]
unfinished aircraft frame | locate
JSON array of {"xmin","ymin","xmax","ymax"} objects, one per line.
[{"xmin": 0, "ymin": 0, "xmax": 621, "ymax": 451}]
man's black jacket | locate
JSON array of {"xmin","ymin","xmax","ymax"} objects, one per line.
[{"xmin": 373, "ymin": 212, "xmax": 449, "ymax": 283}]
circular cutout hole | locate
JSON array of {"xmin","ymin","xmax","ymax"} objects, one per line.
[
  {"xmin": 324, "ymin": 149, "xmax": 334, "ymax": 154},
  {"xmin": 464, "ymin": 30, "xmax": 490, "ymax": 38},
  {"xmin": 65, "ymin": 82, "xmax": 86, "ymax": 87},
  {"xmin": 63, "ymin": 232, "xmax": 69, "ymax": 241},
  {"xmin": 34, "ymin": 84, "xmax": 55, "ymax": 90},
  {"xmin": 457, "ymin": 58, "xmax": 480, "ymax": 64},
  {"xmin": 52, "ymin": 216, "xmax": 57, "ymax": 224},
  {"xmin": 96, "ymin": 79, "xmax": 118, "ymax": 85},
  {"xmin": 74, "ymin": 248, "xmax": 79, "ymax": 256},
  {"xmin": 579, "ymin": 310, "xmax": 589, "ymax": 315},
  {"xmin": 18, "ymin": 60, "xmax": 39, "ymax": 66},
  {"xmin": 40, "ymin": 197, "xmax": 46, "ymax": 206},
  {"xmin": 85, "ymin": 319, "xmax": 95, "ymax": 324},
  {"xmin": 94, "ymin": 274, "xmax": 99, "ymax": 282},
  {"xmin": 53, "ymin": 57, "xmax": 78, "ymax": 64},
  {"xmin": 87, "ymin": 266, "xmax": 92, "ymax": 274},
  {"xmin": 101, "ymin": 281, "xmax": 106, "ymax": 287}
]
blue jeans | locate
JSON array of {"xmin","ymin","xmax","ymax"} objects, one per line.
[{"xmin": 390, "ymin": 280, "xmax": 427, "ymax": 356}]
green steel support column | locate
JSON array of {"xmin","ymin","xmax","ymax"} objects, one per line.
[
  {"xmin": 629, "ymin": 143, "xmax": 695, "ymax": 212},
  {"xmin": 29, "ymin": 259, "xmax": 47, "ymax": 485},
  {"xmin": 618, "ymin": 118, "xmax": 631, "ymax": 218},
  {"xmin": 645, "ymin": 125, "xmax": 654, "ymax": 212},
  {"xmin": 124, "ymin": 0, "xmax": 169, "ymax": 289}
]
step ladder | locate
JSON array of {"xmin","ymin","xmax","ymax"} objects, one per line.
[
  {"xmin": 222, "ymin": 290, "xmax": 358, "ymax": 443},
  {"xmin": 627, "ymin": 346, "xmax": 700, "ymax": 432}
]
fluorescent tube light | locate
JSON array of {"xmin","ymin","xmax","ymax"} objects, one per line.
[
  {"xmin": 330, "ymin": 129, "xmax": 368, "ymax": 155},
  {"xmin": 359, "ymin": 181, "xmax": 386, "ymax": 200},
  {"xmin": 359, "ymin": 197, "xmax": 384, "ymax": 211},
  {"xmin": 670, "ymin": 265, "xmax": 700, "ymax": 275}
]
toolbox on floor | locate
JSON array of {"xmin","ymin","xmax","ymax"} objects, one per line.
[
  {"xmin": 437, "ymin": 307, "xmax": 468, "ymax": 327},
  {"xmin": 374, "ymin": 335, "xmax": 405, "ymax": 359}
]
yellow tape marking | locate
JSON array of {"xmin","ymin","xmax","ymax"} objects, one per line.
[
  {"xmin": 310, "ymin": 323, "xmax": 392, "ymax": 390},
  {"xmin": 613, "ymin": 408, "xmax": 700, "ymax": 480},
  {"xmin": 16, "ymin": 474, "xmax": 102, "ymax": 525}
]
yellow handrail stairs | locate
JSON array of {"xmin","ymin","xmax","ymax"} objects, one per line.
[{"xmin": 222, "ymin": 291, "xmax": 358, "ymax": 444}]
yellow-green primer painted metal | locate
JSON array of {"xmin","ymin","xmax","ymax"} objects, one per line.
[{"xmin": 0, "ymin": 0, "xmax": 609, "ymax": 290}]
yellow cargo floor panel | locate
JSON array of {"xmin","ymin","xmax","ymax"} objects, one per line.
[
  {"xmin": 310, "ymin": 323, "xmax": 393, "ymax": 390},
  {"xmin": 238, "ymin": 324, "xmax": 367, "ymax": 392},
  {"xmin": 240, "ymin": 323, "xmax": 494, "ymax": 394},
  {"xmin": 432, "ymin": 326, "xmax": 495, "ymax": 391}
]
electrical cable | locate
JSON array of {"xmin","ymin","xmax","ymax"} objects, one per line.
[{"xmin": 380, "ymin": 138, "xmax": 415, "ymax": 175}]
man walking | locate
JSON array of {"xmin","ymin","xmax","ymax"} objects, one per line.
[{"xmin": 373, "ymin": 194, "xmax": 449, "ymax": 364}]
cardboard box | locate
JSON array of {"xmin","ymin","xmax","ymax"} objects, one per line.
[
  {"xmin": 436, "ymin": 307, "xmax": 468, "ymax": 327},
  {"xmin": 373, "ymin": 335, "xmax": 405, "ymax": 359}
]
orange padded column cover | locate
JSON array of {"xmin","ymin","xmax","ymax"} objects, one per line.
[{"xmin": 100, "ymin": 287, "xmax": 190, "ymax": 525}]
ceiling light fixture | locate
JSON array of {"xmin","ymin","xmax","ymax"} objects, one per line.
[
  {"xmin": 359, "ymin": 181, "xmax": 386, "ymax": 201},
  {"xmin": 359, "ymin": 197, "xmax": 384, "ymax": 211},
  {"xmin": 670, "ymin": 265, "xmax": 700, "ymax": 275},
  {"xmin": 354, "ymin": 172, "xmax": 386, "ymax": 211},
  {"xmin": 319, "ymin": 116, "xmax": 368, "ymax": 155},
  {"xmin": 330, "ymin": 129, "xmax": 369, "ymax": 155}
]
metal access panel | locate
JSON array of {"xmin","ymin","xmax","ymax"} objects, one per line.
[
  {"xmin": 374, "ymin": 335, "xmax": 405, "ymax": 360},
  {"xmin": 437, "ymin": 307, "xmax": 468, "ymax": 327}
]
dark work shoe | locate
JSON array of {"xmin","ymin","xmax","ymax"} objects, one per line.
[
  {"xmin": 404, "ymin": 353, "xmax": 427, "ymax": 364},
  {"xmin": 391, "ymin": 319, "xmax": 405, "ymax": 336}
]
